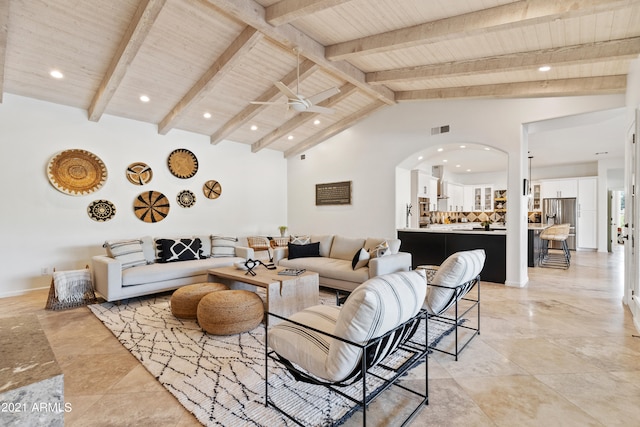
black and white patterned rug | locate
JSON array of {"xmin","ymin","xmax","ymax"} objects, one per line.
[{"xmin": 89, "ymin": 291, "xmax": 455, "ymax": 426}]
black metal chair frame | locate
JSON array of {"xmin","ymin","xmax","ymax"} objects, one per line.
[
  {"xmin": 427, "ymin": 275, "xmax": 480, "ymax": 361},
  {"xmin": 264, "ymin": 309, "xmax": 429, "ymax": 426}
]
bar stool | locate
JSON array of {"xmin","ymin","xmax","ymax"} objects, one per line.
[{"xmin": 539, "ymin": 223, "xmax": 571, "ymax": 269}]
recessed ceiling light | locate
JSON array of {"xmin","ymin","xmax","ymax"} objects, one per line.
[
  {"xmin": 466, "ymin": 169, "xmax": 471, "ymax": 172},
  {"xmin": 287, "ymin": 135, "xmax": 294, "ymax": 140},
  {"xmin": 203, "ymin": 112, "xmax": 211, "ymax": 119},
  {"xmin": 443, "ymin": 159, "xmax": 448, "ymax": 163},
  {"xmin": 50, "ymin": 70, "xmax": 64, "ymax": 79},
  {"xmin": 459, "ymin": 145, "xmax": 466, "ymax": 148},
  {"xmin": 456, "ymin": 164, "xmax": 461, "ymax": 168},
  {"xmin": 437, "ymin": 148, "xmax": 444, "ymax": 152},
  {"xmin": 484, "ymin": 147, "xmax": 491, "ymax": 151},
  {"xmin": 313, "ymin": 119, "xmax": 321, "ymax": 125},
  {"xmin": 250, "ymin": 125, "xmax": 258, "ymax": 131},
  {"xmin": 539, "ymin": 65, "xmax": 551, "ymax": 72},
  {"xmin": 418, "ymin": 156, "xmax": 423, "ymax": 160},
  {"xmin": 139, "ymin": 95, "xmax": 150, "ymax": 103}
]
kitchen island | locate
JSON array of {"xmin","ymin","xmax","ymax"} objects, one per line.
[
  {"xmin": 528, "ymin": 223, "xmax": 552, "ymax": 267},
  {"xmin": 398, "ymin": 227, "xmax": 506, "ymax": 283}
]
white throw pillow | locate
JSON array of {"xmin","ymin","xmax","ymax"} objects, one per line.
[
  {"xmin": 351, "ymin": 248, "xmax": 370, "ymax": 270},
  {"xmin": 368, "ymin": 240, "xmax": 389, "ymax": 259},
  {"xmin": 290, "ymin": 235, "xmax": 311, "ymax": 245}
]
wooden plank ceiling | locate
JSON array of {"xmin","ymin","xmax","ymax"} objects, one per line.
[{"xmin": 1, "ymin": 0, "xmax": 638, "ymax": 156}]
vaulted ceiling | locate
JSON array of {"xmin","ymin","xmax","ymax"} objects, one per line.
[{"xmin": 1, "ymin": 0, "xmax": 638, "ymax": 157}]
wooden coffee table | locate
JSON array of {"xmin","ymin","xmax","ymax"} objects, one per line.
[{"xmin": 207, "ymin": 265, "xmax": 319, "ymax": 324}]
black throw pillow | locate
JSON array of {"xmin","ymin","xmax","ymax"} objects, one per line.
[
  {"xmin": 288, "ymin": 242, "xmax": 321, "ymax": 260},
  {"xmin": 157, "ymin": 238, "xmax": 202, "ymax": 263}
]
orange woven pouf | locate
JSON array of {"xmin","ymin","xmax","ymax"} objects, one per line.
[
  {"xmin": 170, "ymin": 282, "xmax": 229, "ymax": 319},
  {"xmin": 197, "ymin": 290, "xmax": 264, "ymax": 335}
]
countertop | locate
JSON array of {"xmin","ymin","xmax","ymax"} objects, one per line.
[
  {"xmin": 400, "ymin": 223, "xmax": 550, "ymax": 235},
  {"xmin": 527, "ymin": 223, "xmax": 552, "ymax": 231},
  {"xmin": 399, "ymin": 226, "xmax": 506, "ymax": 235}
]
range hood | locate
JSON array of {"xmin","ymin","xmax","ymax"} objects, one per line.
[{"xmin": 432, "ymin": 165, "xmax": 448, "ymax": 199}]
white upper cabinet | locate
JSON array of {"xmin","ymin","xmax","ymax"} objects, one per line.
[
  {"xmin": 540, "ymin": 179, "xmax": 578, "ymax": 199},
  {"xmin": 578, "ymin": 177, "xmax": 597, "ymax": 211}
]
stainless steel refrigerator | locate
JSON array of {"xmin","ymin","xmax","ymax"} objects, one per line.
[{"xmin": 543, "ymin": 198, "xmax": 577, "ymax": 250}]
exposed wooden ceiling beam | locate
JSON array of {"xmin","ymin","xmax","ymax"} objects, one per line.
[
  {"xmin": 0, "ymin": 0, "xmax": 9, "ymax": 103},
  {"xmin": 158, "ymin": 26, "xmax": 262, "ymax": 135},
  {"xmin": 266, "ymin": 0, "xmax": 352, "ymax": 26},
  {"xmin": 284, "ymin": 100, "xmax": 386, "ymax": 157},
  {"xmin": 367, "ymin": 38, "xmax": 640, "ymax": 85},
  {"xmin": 88, "ymin": 0, "xmax": 165, "ymax": 121},
  {"xmin": 210, "ymin": 59, "xmax": 318, "ymax": 144},
  {"xmin": 252, "ymin": 82, "xmax": 357, "ymax": 152},
  {"xmin": 395, "ymin": 75, "xmax": 627, "ymax": 101},
  {"xmin": 203, "ymin": 0, "xmax": 395, "ymax": 105},
  {"xmin": 326, "ymin": 0, "xmax": 632, "ymax": 61}
]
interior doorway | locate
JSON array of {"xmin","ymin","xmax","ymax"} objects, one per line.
[{"xmin": 609, "ymin": 190, "xmax": 625, "ymax": 252}]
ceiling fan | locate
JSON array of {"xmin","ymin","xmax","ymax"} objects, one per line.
[{"xmin": 251, "ymin": 51, "xmax": 340, "ymax": 114}]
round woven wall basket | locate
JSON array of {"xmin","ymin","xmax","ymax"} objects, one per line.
[
  {"xmin": 203, "ymin": 180, "xmax": 222, "ymax": 199},
  {"xmin": 126, "ymin": 162, "xmax": 153, "ymax": 185},
  {"xmin": 47, "ymin": 149, "xmax": 108, "ymax": 196},
  {"xmin": 168, "ymin": 149, "xmax": 198, "ymax": 179},
  {"xmin": 133, "ymin": 191, "xmax": 170, "ymax": 223}
]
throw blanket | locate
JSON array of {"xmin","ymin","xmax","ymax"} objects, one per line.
[{"xmin": 53, "ymin": 269, "xmax": 93, "ymax": 302}]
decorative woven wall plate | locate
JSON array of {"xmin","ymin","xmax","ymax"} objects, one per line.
[
  {"xmin": 177, "ymin": 190, "xmax": 196, "ymax": 208},
  {"xmin": 87, "ymin": 199, "xmax": 116, "ymax": 222},
  {"xmin": 126, "ymin": 162, "xmax": 153, "ymax": 185},
  {"xmin": 47, "ymin": 149, "xmax": 108, "ymax": 196},
  {"xmin": 167, "ymin": 149, "xmax": 198, "ymax": 179},
  {"xmin": 203, "ymin": 180, "xmax": 222, "ymax": 199},
  {"xmin": 133, "ymin": 191, "xmax": 170, "ymax": 223}
]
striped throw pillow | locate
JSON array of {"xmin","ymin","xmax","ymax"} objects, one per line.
[{"xmin": 104, "ymin": 239, "xmax": 148, "ymax": 270}]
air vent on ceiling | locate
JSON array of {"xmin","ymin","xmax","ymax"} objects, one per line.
[{"xmin": 431, "ymin": 125, "xmax": 450, "ymax": 135}]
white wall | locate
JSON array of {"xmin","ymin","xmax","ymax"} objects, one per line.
[
  {"xmin": 0, "ymin": 95, "xmax": 288, "ymax": 296},
  {"xmin": 287, "ymin": 95, "xmax": 626, "ymax": 287}
]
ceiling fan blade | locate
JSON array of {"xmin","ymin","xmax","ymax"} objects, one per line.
[
  {"xmin": 274, "ymin": 81, "xmax": 299, "ymax": 100},
  {"xmin": 306, "ymin": 87, "xmax": 340, "ymax": 106},
  {"xmin": 249, "ymin": 101, "xmax": 281, "ymax": 105},
  {"xmin": 304, "ymin": 105, "xmax": 336, "ymax": 114}
]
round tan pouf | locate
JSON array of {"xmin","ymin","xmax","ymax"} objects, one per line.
[
  {"xmin": 197, "ymin": 290, "xmax": 264, "ymax": 335},
  {"xmin": 170, "ymin": 282, "xmax": 229, "ymax": 319}
]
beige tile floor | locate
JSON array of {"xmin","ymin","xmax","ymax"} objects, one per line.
[{"xmin": 2, "ymin": 246, "xmax": 640, "ymax": 426}]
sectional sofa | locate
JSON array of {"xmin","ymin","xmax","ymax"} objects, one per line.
[{"xmin": 93, "ymin": 233, "xmax": 412, "ymax": 302}]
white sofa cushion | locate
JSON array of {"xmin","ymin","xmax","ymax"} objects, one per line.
[
  {"xmin": 425, "ymin": 249, "xmax": 485, "ymax": 315},
  {"xmin": 121, "ymin": 256, "xmax": 241, "ymax": 287},
  {"xmin": 311, "ymin": 235, "xmax": 334, "ymax": 257},
  {"xmin": 279, "ymin": 257, "xmax": 369, "ymax": 284},
  {"xmin": 329, "ymin": 236, "xmax": 365, "ymax": 261}
]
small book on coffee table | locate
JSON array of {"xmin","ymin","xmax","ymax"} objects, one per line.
[{"xmin": 278, "ymin": 268, "xmax": 306, "ymax": 276}]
